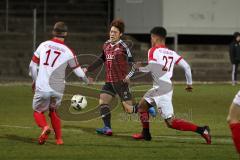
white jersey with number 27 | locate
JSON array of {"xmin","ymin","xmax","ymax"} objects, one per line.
[{"xmin": 139, "ymin": 45, "xmax": 192, "ymax": 86}]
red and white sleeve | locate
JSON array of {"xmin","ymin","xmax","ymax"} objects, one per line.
[
  {"xmin": 177, "ymin": 59, "xmax": 192, "ymax": 85},
  {"xmin": 68, "ymin": 50, "xmax": 80, "ymax": 69}
]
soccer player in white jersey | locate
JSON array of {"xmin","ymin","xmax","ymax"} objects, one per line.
[
  {"xmin": 227, "ymin": 91, "xmax": 240, "ymax": 154},
  {"xmin": 132, "ymin": 26, "xmax": 211, "ymax": 144},
  {"xmin": 29, "ymin": 22, "xmax": 89, "ymax": 145}
]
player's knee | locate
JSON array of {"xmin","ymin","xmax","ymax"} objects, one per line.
[
  {"xmin": 138, "ymin": 107, "xmax": 145, "ymax": 113},
  {"xmin": 49, "ymin": 108, "xmax": 56, "ymax": 112},
  {"xmin": 99, "ymin": 99, "xmax": 108, "ymax": 105},
  {"xmin": 226, "ymin": 117, "xmax": 231, "ymax": 124},
  {"xmin": 227, "ymin": 114, "xmax": 232, "ymax": 123},
  {"xmin": 99, "ymin": 94, "xmax": 112, "ymax": 105},
  {"xmin": 227, "ymin": 115, "xmax": 239, "ymax": 124},
  {"xmin": 137, "ymin": 99, "xmax": 151, "ymax": 112}
]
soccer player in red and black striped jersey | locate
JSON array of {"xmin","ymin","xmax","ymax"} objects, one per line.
[{"xmin": 84, "ymin": 19, "xmax": 138, "ymax": 135}]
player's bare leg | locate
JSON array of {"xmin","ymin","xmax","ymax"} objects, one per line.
[
  {"xmin": 96, "ymin": 93, "xmax": 113, "ymax": 136},
  {"xmin": 227, "ymin": 103, "xmax": 240, "ymax": 123},
  {"xmin": 122, "ymin": 100, "xmax": 156, "ymax": 117},
  {"xmin": 132, "ymin": 98, "xmax": 152, "ymax": 141},
  {"xmin": 164, "ymin": 117, "xmax": 211, "ymax": 144},
  {"xmin": 227, "ymin": 103, "xmax": 240, "ymax": 154},
  {"xmin": 122, "ymin": 100, "xmax": 134, "ymax": 113}
]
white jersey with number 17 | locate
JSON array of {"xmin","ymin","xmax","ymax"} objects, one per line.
[{"xmin": 32, "ymin": 38, "xmax": 79, "ymax": 93}]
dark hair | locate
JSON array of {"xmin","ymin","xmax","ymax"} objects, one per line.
[
  {"xmin": 150, "ymin": 26, "xmax": 167, "ymax": 38},
  {"xmin": 234, "ymin": 32, "xmax": 240, "ymax": 38},
  {"xmin": 52, "ymin": 21, "xmax": 68, "ymax": 38},
  {"xmin": 110, "ymin": 19, "xmax": 125, "ymax": 33}
]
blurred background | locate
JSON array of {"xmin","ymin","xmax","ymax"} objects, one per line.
[{"xmin": 0, "ymin": 0, "xmax": 240, "ymax": 82}]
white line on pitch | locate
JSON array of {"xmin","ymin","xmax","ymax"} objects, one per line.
[
  {"xmin": 0, "ymin": 124, "xmax": 232, "ymax": 143},
  {"xmin": 0, "ymin": 124, "xmax": 32, "ymax": 129},
  {"xmin": 0, "ymin": 124, "xmax": 83, "ymax": 133},
  {"xmin": 115, "ymin": 133, "xmax": 232, "ymax": 143}
]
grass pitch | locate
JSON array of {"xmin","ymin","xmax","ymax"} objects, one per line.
[{"xmin": 0, "ymin": 83, "xmax": 239, "ymax": 160}]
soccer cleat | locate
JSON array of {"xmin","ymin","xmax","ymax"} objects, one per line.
[
  {"xmin": 132, "ymin": 129, "xmax": 152, "ymax": 141},
  {"xmin": 56, "ymin": 139, "xmax": 64, "ymax": 145},
  {"xmin": 148, "ymin": 107, "xmax": 157, "ymax": 117},
  {"xmin": 201, "ymin": 126, "xmax": 211, "ymax": 144},
  {"xmin": 132, "ymin": 133, "xmax": 144, "ymax": 139},
  {"xmin": 38, "ymin": 126, "xmax": 51, "ymax": 145},
  {"xmin": 96, "ymin": 126, "xmax": 112, "ymax": 136}
]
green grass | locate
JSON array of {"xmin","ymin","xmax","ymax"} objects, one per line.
[{"xmin": 0, "ymin": 84, "xmax": 239, "ymax": 160}]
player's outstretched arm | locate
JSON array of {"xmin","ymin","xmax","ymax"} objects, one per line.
[
  {"xmin": 87, "ymin": 52, "xmax": 105, "ymax": 73},
  {"xmin": 177, "ymin": 59, "xmax": 193, "ymax": 92},
  {"xmin": 138, "ymin": 62, "xmax": 151, "ymax": 73},
  {"xmin": 73, "ymin": 67, "xmax": 91, "ymax": 84},
  {"xmin": 123, "ymin": 61, "xmax": 150, "ymax": 82},
  {"xmin": 124, "ymin": 64, "xmax": 136, "ymax": 83}
]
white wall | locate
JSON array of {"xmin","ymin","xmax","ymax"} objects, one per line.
[
  {"xmin": 114, "ymin": 0, "xmax": 163, "ymax": 33},
  {"xmin": 163, "ymin": 0, "xmax": 240, "ymax": 35},
  {"xmin": 114, "ymin": 0, "xmax": 240, "ymax": 35}
]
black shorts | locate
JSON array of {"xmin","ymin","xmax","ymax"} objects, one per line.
[{"xmin": 100, "ymin": 81, "xmax": 132, "ymax": 101}]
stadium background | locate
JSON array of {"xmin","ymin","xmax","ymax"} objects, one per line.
[
  {"xmin": 1, "ymin": 1, "xmax": 240, "ymax": 159},
  {"xmin": 0, "ymin": 0, "xmax": 240, "ymax": 82}
]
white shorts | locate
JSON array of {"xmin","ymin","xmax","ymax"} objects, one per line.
[
  {"xmin": 32, "ymin": 91, "xmax": 63, "ymax": 112},
  {"xmin": 144, "ymin": 87, "xmax": 174, "ymax": 119},
  {"xmin": 233, "ymin": 90, "xmax": 240, "ymax": 106}
]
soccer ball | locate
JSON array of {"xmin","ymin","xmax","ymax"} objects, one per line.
[{"xmin": 71, "ymin": 94, "xmax": 87, "ymax": 110}]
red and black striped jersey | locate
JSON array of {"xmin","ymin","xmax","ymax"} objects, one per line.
[{"xmin": 88, "ymin": 39, "xmax": 134, "ymax": 82}]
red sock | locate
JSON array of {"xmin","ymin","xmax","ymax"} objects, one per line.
[
  {"xmin": 140, "ymin": 111, "xmax": 149, "ymax": 129},
  {"xmin": 33, "ymin": 111, "xmax": 48, "ymax": 129},
  {"xmin": 171, "ymin": 118, "xmax": 198, "ymax": 132},
  {"xmin": 230, "ymin": 123, "xmax": 240, "ymax": 153},
  {"xmin": 49, "ymin": 110, "xmax": 62, "ymax": 140}
]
